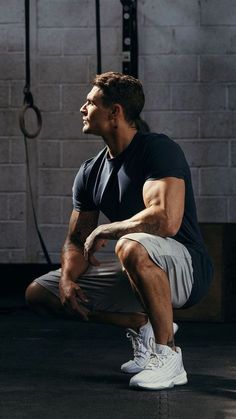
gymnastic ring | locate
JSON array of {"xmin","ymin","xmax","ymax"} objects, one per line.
[{"xmin": 19, "ymin": 103, "xmax": 42, "ymax": 139}]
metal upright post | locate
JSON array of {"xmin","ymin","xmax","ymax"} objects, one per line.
[{"xmin": 121, "ymin": 0, "xmax": 138, "ymax": 78}]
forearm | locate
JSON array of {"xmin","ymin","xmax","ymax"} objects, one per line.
[
  {"xmin": 60, "ymin": 239, "xmax": 89, "ymax": 283},
  {"xmin": 59, "ymin": 239, "xmax": 90, "ymax": 319},
  {"xmin": 96, "ymin": 206, "xmax": 172, "ymax": 241}
]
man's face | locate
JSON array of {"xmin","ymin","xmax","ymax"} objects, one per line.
[{"xmin": 80, "ymin": 86, "xmax": 111, "ymax": 136}]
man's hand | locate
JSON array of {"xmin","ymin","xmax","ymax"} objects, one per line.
[
  {"xmin": 59, "ymin": 279, "xmax": 90, "ymax": 321},
  {"xmin": 84, "ymin": 226, "xmax": 108, "ymax": 266}
]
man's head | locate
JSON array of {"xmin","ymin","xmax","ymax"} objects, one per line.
[
  {"xmin": 92, "ymin": 71, "xmax": 145, "ymax": 124},
  {"xmin": 80, "ymin": 72, "xmax": 145, "ymax": 136}
]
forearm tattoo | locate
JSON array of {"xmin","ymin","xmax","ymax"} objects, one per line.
[
  {"xmin": 100, "ymin": 220, "xmax": 161, "ymax": 241},
  {"xmin": 62, "ymin": 214, "xmax": 98, "ymax": 253},
  {"xmin": 70, "ymin": 231, "xmax": 84, "ymax": 249},
  {"xmin": 61, "ymin": 236, "xmax": 83, "ymax": 254}
]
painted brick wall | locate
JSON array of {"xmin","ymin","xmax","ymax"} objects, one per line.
[{"xmin": 0, "ymin": 0, "xmax": 235, "ymax": 263}]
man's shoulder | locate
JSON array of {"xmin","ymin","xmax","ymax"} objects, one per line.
[
  {"xmin": 73, "ymin": 146, "xmax": 107, "ymax": 187},
  {"xmin": 139, "ymin": 132, "xmax": 180, "ymax": 151},
  {"xmin": 138, "ymin": 131, "xmax": 188, "ymax": 169},
  {"xmin": 81, "ymin": 146, "xmax": 107, "ymax": 173},
  {"xmin": 138, "ymin": 131, "xmax": 173, "ymax": 142}
]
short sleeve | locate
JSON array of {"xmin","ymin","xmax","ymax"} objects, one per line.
[
  {"xmin": 72, "ymin": 163, "xmax": 97, "ymax": 212},
  {"xmin": 142, "ymin": 135, "xmax": 187, "ymax": 181}
]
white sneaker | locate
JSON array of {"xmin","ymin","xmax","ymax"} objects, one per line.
[
  {"xmin": 121, "ymin": 321, "xmax": 178, "ymax": 374},
  {"xmin": 129, "ymin": 344, "xmax": 188, "ymax": 390}
]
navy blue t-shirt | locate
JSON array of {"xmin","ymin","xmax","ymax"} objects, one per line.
[{"xmin": 73, "ymin": 132, "xmax": 213, "ymax": 307}]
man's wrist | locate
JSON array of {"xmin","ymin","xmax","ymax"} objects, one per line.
[{"xmin": 60, "ymin": 271, "xmax": 75, "ymax": 284}]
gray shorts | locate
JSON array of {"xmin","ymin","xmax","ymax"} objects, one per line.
[{"xmin": 34, "ymin": 233, "xmax": 194, "ymax": 312}]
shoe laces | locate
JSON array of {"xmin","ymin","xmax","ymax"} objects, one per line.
[
  {"xmin": 146, "ymin": 347, "xmax": 175, "ymax": 370},
  {"xmin": 146, "ymin": 353, "xmax": 167, "ymax": 369},
  {"xmin": 126, "ymin": 330, "xmax": 150, "ymax": 359}
]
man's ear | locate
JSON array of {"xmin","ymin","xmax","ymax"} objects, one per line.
[{"xmin": 110, "ymin": 103, "xmax": 123, "ymax": 118}]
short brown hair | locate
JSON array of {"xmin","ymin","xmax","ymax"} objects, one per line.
[{"xmin": 92, "ymin": 72, "xmax": 145, "ymax": 123}]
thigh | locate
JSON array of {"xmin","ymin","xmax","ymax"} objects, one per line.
[
  {"xmin": 34, "ymin": 268, "xmax": 61, "ymax": 298},
  {"xmin": 34, "ymin": 255, "xmax": 143, "ymax": 313},
  {"xmin": 120, "ymin": 233, "xmax": 194, "ymax": 308}
]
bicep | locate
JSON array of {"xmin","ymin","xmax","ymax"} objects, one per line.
[
  {"xmin": 68, "ymin": 209, "xmax": 99, "ymax": 245},
  {"xmin": 143, "ymin": 177, "xmax": 185, "ymax": 233}
]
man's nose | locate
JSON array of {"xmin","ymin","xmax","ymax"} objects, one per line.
[{"xmin": 80, "ymin": 103, "xmax": 87, "ymax": 114}]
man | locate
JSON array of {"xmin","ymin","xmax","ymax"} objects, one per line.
[{"xmin": 25, "ymin": 71, "xmax": 213, "ymax": 390}]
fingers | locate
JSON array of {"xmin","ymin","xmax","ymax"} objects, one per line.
[
  {"xmin": 84, "ymin": 238, "xmax": 108, "ymax": 265},
  {"xmin": 83, "ymin": 248, "xmax": 100, "ymax": 266},
  {"xmin": 88, "ymin": 254, "xmax": 101, "ymax": 266},
  {"xmin": 75, "ymin": 286, "xmax": 90, "ymax": 303},
  {"xmin": 73, "ymin": 303, "xmax": 90, "ymax": 322},
  {"xmin": 83, "ymin": 241, "xmax": 94, "ymax": 261},
  {"xmin": 61, "ymin": 284, "xmax": 91, "ymax": 321},
  {"xmin": 73, "ymin": 287, "xmax": 90, "ymax": 320},
  {"xmin": 63, "ymin": 297, "xmax": 90, "ymax": 321}
]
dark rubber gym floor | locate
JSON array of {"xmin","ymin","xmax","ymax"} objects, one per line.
[{"xmin": 1, "ymin": 292, "xmax": 236, "ymax": 419}]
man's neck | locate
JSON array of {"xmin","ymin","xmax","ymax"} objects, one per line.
[{"xmin": 103, "ymin": 127, "xmax": 138, "ymax": 158}]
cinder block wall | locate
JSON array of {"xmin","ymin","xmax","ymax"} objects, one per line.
[{"xmin": 0, "ymin": 0, "xmax": 235, "ymax": 263}]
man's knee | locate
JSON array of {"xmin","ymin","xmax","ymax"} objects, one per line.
[
  {"xmin": 25, "ymin": 281, "xmax": 63, "ymax": 316},
  {"xmin": 25, "ymin": 281, "xmax": 47, "ymax": 306},
  {"xmin": 115, "ymin": 237, "xmax": 147, "ymax": 268}
]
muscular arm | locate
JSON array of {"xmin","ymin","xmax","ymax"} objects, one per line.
[
  {"xmin": 61, "ymin": 209, "xmax": 99, "ymax": 281},
  {"xmin": 84, "ymin": 177, "xmax": 185, "ymax": 264},
  {"xmin": 59, "ymin": 209, "xmax": 99, "ymax": 317}
]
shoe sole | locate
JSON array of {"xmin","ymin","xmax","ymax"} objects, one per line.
[
  {"xmin": 121, "ymin": 365, "xmax": 147, "ymax": 374},
  {"xmin": 129, "ymin": 371, "xmax": 188, "ymax": 390}
]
